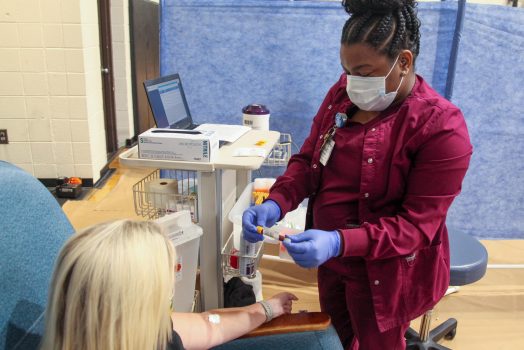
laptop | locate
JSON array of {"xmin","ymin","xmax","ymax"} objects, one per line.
[
  {"xmin": 143, "ymin": 73, "xmax": 198, "ymax": 130},
  {"xmin": 143, "ymin": 74, "xmax": 250, "ymax": 144}
]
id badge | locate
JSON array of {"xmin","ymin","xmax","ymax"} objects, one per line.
[{"xmin": 319, "ymin": 138, "xmax": 335, "ymax": 166}]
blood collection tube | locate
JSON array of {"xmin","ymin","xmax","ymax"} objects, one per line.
[{"xmin": 256, "ymin": 226, "xmax": 284, "ymax": 242}]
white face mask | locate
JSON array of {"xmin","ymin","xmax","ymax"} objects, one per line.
[{"xmin": 346, "ymin": 55, "xmax": 404, "ymax": 112}]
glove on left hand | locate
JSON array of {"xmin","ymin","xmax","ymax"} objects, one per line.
[{"xmin": 283, "ymin": 229, "xmax": 341, "ymax": 268}]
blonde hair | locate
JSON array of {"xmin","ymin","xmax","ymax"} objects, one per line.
[{"xmin": 41, "ymin": 220, "xmax": 175, "ymax": 350}]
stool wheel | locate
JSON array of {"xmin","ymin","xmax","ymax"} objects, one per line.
[{"xmin": 444, "ymin": 327, "xmax": 457, "ymax": 340}]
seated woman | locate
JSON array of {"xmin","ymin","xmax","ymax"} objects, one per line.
[{"xmin": 40, "ymin": 219, "xmax": 297, "ymax": 350}]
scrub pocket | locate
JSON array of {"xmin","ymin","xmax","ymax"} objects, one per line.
[{"xmin": 400, "ymin": 243, "xmax": 447, "ymax": 311}]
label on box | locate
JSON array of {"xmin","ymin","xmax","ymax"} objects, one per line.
[{"xmin": 138, "ymin": 128, "xmax": 218, "ymax": 163}]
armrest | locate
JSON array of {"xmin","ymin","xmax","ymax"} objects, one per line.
[{"xmin": 240, "ymin": 312, "xmax": 331, "ymax": 339}]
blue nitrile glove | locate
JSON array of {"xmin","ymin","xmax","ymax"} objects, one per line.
[
  {"xmin": 242, "ymin": 200, "xmax": 282, "ymax": 243},
  {"xmin": 283, "ymin": 229, "xmax": 341, "ymax": 268}
]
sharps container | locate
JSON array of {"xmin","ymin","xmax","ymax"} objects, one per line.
[
  {"xmin": 155, "ymin": 210, "xmax": 203, "ymax": 312},
  {"xmin": 242, "ymin": 104, "xmax": 270, "ymax": 131}
]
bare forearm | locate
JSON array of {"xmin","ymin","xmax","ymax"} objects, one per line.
[{"xmin": 172, "ymin": 303, "xmax": 266, "ymax": 349}]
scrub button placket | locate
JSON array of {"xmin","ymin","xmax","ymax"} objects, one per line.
[
  {"xmin": 374, "ymin": 280, "xmax": 380, "ymax": 286},
  {"xmin": 367, "ymin": 158, "xmax": 374, "ymax": 164}
]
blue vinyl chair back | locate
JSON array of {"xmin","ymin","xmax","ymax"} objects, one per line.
[{"xmin": 0, "ymin": 161, "xmax": 73, "ymax": 350}]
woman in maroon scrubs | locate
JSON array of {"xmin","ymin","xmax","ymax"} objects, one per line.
[{"xmin": 243, "ymin": 1, "xmax": 472, "ymax": 349}]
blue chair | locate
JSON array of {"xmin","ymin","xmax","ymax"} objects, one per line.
[
  {"xmin": 405, "ymin": 231, "xmax": 488, "ymax": 350},
  {"xmin": 0, "ymin": 161, "xmax": 73, "ymax": 350}
]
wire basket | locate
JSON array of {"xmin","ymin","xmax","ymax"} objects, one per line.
[
  {"xmin": 263, "ymin": 133, "xmax": 292, "ymax": 167},
  {"xmin": 132, "ymin": 169, "xmax": 198, "ymax": 221},
  {"xmin": 221, "ymin": 234, "xmax": 264, "ymax": 279}
]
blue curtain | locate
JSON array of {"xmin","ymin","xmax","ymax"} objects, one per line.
[{"xmin": 160, "ymin": 1, "xmax": 524, "ymax": 239}]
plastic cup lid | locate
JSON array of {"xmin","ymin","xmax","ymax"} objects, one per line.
[{"xmin": 242, "ymin": 104, "xmax": 270, "ymax": 115}]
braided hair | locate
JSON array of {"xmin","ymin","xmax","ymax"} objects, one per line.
[{"xmin": 341, "ymin": 0, "xmax": 421, "ymax": 60}]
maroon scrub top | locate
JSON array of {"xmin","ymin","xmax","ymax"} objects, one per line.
[{"xmin": 267, "ymin": 74, "xmax": 473, "ymax": 331}]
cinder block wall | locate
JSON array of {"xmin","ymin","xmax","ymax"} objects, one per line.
[{"xmin": 0, "ymin": 0, "xmax": 108, "ymax": 183}]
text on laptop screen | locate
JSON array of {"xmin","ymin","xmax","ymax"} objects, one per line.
[{"xmin": 145, "ymin": 78, "xmax": 188, "ymax": 128}]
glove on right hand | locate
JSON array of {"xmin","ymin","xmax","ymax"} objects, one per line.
[{"xmin": 241, "ymin": 200, "xmax": 281, "ymax": 243}]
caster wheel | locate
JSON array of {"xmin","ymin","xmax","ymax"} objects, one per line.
[{"xmin": 444, "ymin": 327, "xmax": 457, "ymax": 340}]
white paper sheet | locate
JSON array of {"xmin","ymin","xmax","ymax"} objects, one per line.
[{"xmin": 195, "ymin": 124, "xmax": 250, "ymax": 143}]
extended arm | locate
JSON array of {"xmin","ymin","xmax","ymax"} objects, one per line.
[
  {"xmin": 172, "ymin": 292, "xmax": 297, "ymax": 350},
  {"xmin": 243, "ymin": 84, "xmax": 338, "ymax": 242},
  {"xmin": 267, "ymin": 86, "xmax": 337, "ymax": 216}
]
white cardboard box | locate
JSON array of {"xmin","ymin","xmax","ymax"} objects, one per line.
[{"xmin": 138, "ymin": 128, "xmax": 218, "ymax": 163}]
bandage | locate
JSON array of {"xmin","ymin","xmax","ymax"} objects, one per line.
[{"xmin": 208, "ymin": 313, "xmax": 221, "ymax": 324}]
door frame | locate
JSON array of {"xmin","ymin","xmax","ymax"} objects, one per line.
[
  {"xmin": 129, "ymin": 0, "xmax": 160, "ymax": 136},
  {"xmin": 98, "ymin": 0, "xmax": 118, "ymax": 156}
]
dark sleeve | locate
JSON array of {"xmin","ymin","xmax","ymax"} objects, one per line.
[
  {"xmin": 340, "ymin": 106, "xmax": 473, "ymax": 259},
  {"xmin": 267, "ymin": 79, "xmax": 340, "ymax": 217},
  {"xmin": 166, "ymin": 329, "xmax": 185, "ymax": 350}
]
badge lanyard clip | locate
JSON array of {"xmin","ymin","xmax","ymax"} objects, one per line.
[{"xmin": 319, "ymin": 112, "xmax": 347, "ymax": 166}]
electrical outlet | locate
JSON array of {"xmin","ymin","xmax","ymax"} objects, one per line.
[{"xmin": 0, "ymin": 129, "xmax": 8, "ymax": 144}]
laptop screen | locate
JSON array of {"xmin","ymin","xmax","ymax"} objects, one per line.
[{"xmin": 143, "ymin": 74, "xmax": 193, "ymax": 129}]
